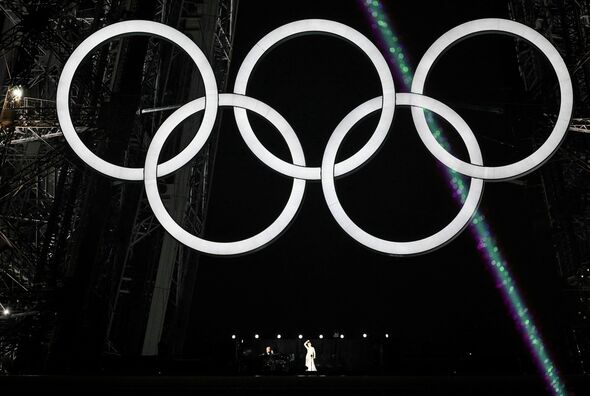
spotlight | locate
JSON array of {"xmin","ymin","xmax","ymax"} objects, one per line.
[
  {"xmin": 2, "ymin": 308, "xmax": 9, "ymax": 316},
  {"xmin": 319, "ymin": 334, "xmax": 324, "ymax": 339},
  {"xmin": 231, "ymin": 335, "xmax": 236, "ymax": 340},
  {"xmin": 363, "ymin": 333, "xmax": 368, "ymax": 338},
  {"xmin": 298, "ymin": 334, "xmax": 303, "ymax": 339},
  {"xmin": 10, "ymin": 86, "xmax": 23, "ymax": 101},
  {"xmin": 254, "ymin": 334, "xmax": 259, "ymax": 339},
  {"xmin": 277, "ymin": 334, "xmax": 281, "ymax": 339},
  {"xmin": 385, "ymin": 333, "xmax": 389, "ymax": 338},
  {"xmin": 340, "ymin": 334, "xmax": 344, "ymax": 339}
]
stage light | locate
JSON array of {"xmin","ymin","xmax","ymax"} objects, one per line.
[
  {"xmin": 10, "ymin": 86, "xmax": 23, "ymax": 101},
  {"xmin": 2, "ymin": 308, "xmax": 9, "ymax": 316},
  {"xmin": 298, "ymin": 334, "xmax": 303, "ymax": 339},
  {"xmin": 363, "ymin": 333, "xmax": 368, "ymax": 338},
  {"xmin": 319, "ymin": 334, "xmax": 323, "ymax": 339},
  {"xmin": 277, "ymin": 334, "xmax": 281, "ymax": 339},
  {"xmin": 254, "ymin": 334, "xmax": 259, "ymax": 339},
  {"xmin": 385, "ymin": 333, "xmax": 389, "ymax": 338},
  {"xmin": 231, "ymin": 335, "xmax": 236, "ymax": 339},
  {"xmin": 340, "ymin": 334, "xmax": 344, "ymax": 339}
]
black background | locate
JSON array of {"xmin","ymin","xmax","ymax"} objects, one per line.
[{"xmin": 181, "ymin": 0, "xmax": 566, "ymax": 374}]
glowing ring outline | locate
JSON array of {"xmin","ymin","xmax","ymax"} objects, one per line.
[
  {"xmin": 321, "ymin": 93, "xmax": 484, "ymax": 256},
  {"xmin": 56, "ymin": 20, "xmax": 219, "ymax": 181},
  {"xmin": 144, "ymin": 93, "xmax": 306, "ymax": 256},
  {"xmin": 55, "ymin": 18, "xmax": 574, "ymax": 257},
  {"xmin": 233, "ymin": 19, "xmax": 396, "ymax": 180},
  {"xmin": 411, "ymin": 18, "xmax": 573, "ymax": 181}
]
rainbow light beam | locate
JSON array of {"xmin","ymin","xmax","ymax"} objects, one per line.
[{"xmin": 359, "ymin": 1, "xmax": 567, "ymax": 395}]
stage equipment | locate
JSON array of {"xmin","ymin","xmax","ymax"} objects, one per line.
[{"xmin": 56, "ymin": 19, "xmax": 573, "ymax": 256}]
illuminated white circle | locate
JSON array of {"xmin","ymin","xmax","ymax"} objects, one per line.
[
  {"xmin": 56, "ymin": 20, "xmax": 219, "ymax": 181},
  {"xmin": 411, "ymin": 18, "xmax": 573, "ymax": 181},
  {"xmin": 233, "ymin": 19, "xmax": 396, "ymax": 180},
  {"xmin": 55, "ymin": 18, "xmax": 573, "ymax": 257},
  {"xmin": 321, "ymin": 93, "xmax": 484, "ymax": 256},
  {"xmin": 144, "ymin": 93, "xmax": 306, "ymax": 256}
]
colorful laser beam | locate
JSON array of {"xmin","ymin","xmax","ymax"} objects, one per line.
[{"xmin": 359, "ymin": 1, "xmax": 567, "ymax": 394}]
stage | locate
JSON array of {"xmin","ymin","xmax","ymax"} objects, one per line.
[{"xmin": 2, "ymin": 375, "xmax": 590, "ymax": 395}]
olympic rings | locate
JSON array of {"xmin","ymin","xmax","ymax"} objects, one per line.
[
  {"xmin": 56, "ymin": 18, "xmax": 573, "ymax": 256},
  {"xmin": 56, "ymin": 20, "xmax": 219, "ymax": 181},
  {"xmin": 144, "ymin": 94, "xmax": 306, "ymax": 255},
  {"xmin": 411, "ymin": 19, "xmax": 573, "ymax": 181},
  {"xmin": 233, "ymin": 19, "xmax": 396, "ymax": 180},
  {"xmin": 321, "ymin": 93, "xmax": 484, "ymax": 256}
]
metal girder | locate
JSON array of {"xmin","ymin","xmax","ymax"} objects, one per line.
[
  {"xmin": 141, "ymin": 0, "xmax": 238, "ymax": 357},
  {"xmin": 570, "ymin": 118, "xmax": 590, "ymax": 133},
  {"xmin": 0, "ymin": 0, "xmax": 117, "ymax": 372},
  {"xmin": 0, "ymin": 0, "xmax": 235, "ymax": 371},
  {"xmin": 509, "ymin": 0, "xmax": 590, "ymax": 374}
]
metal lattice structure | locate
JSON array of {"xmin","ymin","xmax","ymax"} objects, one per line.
[
  {"xmin": 509, "ymin": 0, "xmax": 590, "ymax": 374},
  {"xmin": 0, "ymin": 0, "xmax": 113, "ymax": 373},
  {"xmin": 0, "ymin": 0, "xmax": 237, "ymax": 373}
]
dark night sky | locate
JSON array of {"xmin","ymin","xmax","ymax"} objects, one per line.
[{"xmin": 183, "ymin": 0, "xmax": 566, "ymax": 372}]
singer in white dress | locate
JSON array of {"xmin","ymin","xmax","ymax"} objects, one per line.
[{"xmin": 303, "ymin": 340, "xmax": 317, "ymax": 372}]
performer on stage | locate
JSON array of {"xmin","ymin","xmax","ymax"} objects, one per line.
[
  {"xmin": 264, "ymin": 346, "xmax": 274, "ymax": 355},
  {"xmin": 303, "ymin": 340, "xmax": 317, "ymax": 372}
]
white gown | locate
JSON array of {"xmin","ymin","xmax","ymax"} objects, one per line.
[{"xmin": 304, "ymin": 344, "xmax": 317, "ymax": 372}]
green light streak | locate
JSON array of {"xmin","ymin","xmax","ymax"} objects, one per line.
[{"xmin": 360, "ymin": 1, "xmax": 567, "ymax": 394}]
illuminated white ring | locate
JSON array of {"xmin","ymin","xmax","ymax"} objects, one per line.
[
  {"xmin": 321, "ymin": 93, "xmax": 484, "ymax": 256},
  {"xmin": 56, "ymin": 20, "xmax": 219, "ymax": 181},
  {"xmin": 233, "ymin": 19, "xmax": 396, "ymax": 180},
  {"xmin": 144, "ymin": 93, "xmax": 306, "ymax": 256},
  {"xmin": 411, "ymin": 18, "xmax": 573, "ymax": 181}
]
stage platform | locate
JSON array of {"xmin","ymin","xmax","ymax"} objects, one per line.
[{"xmin": 2, "ymin": 375, "xmax": 590, "ymax": 395}]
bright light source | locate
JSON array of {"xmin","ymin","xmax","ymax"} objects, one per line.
[
  {"xmin": 2, "ymin": 308, "xmax": 9, "ymax": 315},
  {"xmin": 298, "ymin": 334, "xmax": 303, "ymax": 339},
  {"xmin": 363, "ymin": 333, "xmax": 368, "ymax": 338},
  {"xmin": 277, "ymin": 334, "xmax": 281, "ymax": 339},
  {"xmin": 319, "ymin": 334, "xmax": 324, "ymax": 339},
  {"xmin": 254, "ymin": 334, "xmax": 259, "ymax": 339},
  {"xmin": 11, "ymin": 86, "xmax": 23, "ymax": 101},
  {"xmin": 385, "ymin": 333, "xmax": 389, "ymax": 338},
  {"xmin": 340, "ymin": 334, "xmax": 344, "ymax": 339},
  {"xmin": 231, "ymin": 335, "xmax": 236, "ymax": 339}
]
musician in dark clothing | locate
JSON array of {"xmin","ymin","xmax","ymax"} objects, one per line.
[{"xmin": 259, "ymin": 345, "xmax": 290, "ymax": 373}]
